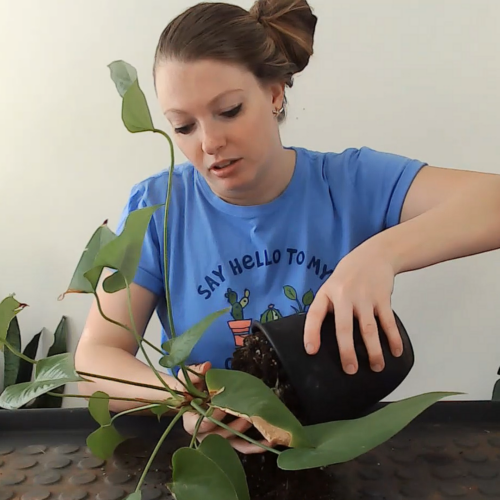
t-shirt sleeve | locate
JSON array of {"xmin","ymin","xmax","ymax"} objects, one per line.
[
  {"xmin": 115, "ymin": 183, "xmax": 164, "ymax": 297},
  {"xmin": 325, "ymin": 146, "xmax": 427, "ymax": 239}
]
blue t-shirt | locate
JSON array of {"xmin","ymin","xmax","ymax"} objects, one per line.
[{"xmin": 116, "ymin": 146, "xmax": 426, "ymax": 370}]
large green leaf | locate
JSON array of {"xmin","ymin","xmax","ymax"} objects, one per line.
[
  {"xmin": 277, "ymin": 391, "xmax": 460, "ymax": 470},
  {"xmin": 60, "ymin": 222, "xmax": 116, "ymax": 297},
  {"xmin": 32, "ymin": 317, "xmax": 69, "ymax": 408},
  {"xmin": 206, "ymin": 369, "xmax": 310, "ymax": 448},
  {"xmin": 0, "ymin": 353, "xmax": 86, "ymax": 409},
  {"xmin": 4, "ymin": 317, "xmax": 21, "ymax": 388},
  {"xmin": 86, "ymin": 391, "xmax": 126, "ymax": 459},
  {"xmin": 159, "ymin": 308, "xmax": 229, "ymax": 369},
  {"xmin": 87, "ymin": 425, "xmax": 127, "ymax": 461},
  {"xmin": 0, "ymin": 295, "xmax": 27, "ymax": 352},
  {"xmin": 169, "ymin": 434, "xmax": 250, "ymax": 500},
  {"xmin": 91, "ymin": 204, "xmax": 162, "ymax": 293},
  {"xmin": 108, "ymin": 60, "xmax": 155, "ymax": 133}
]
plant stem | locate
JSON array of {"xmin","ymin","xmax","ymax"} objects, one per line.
[
  {"xmin": 134, "ymin": 407, "xmax": 188, "ymax": 492},
  {"xmin": 77, "ymin": 371, "xmax": 183, "ymax": 395},
  {"xmin": 190, "ymin": 414, "xmax": 204, "ymax": 448},
  {"xmin": 154, "ymin": 127, "xmax": 177, "ymax": 341},
  {"xmin": 190, "ymin": 401, "xmax": 280, "ymax": 455},
  {"xmin": 185, "ymin": 366, "xmax": 205, "ymax": 379},
  {"xmin": 4, "ymin": 341, "xmax": 37, "ymax": 364},
  {"xmin": 123, "ymin": 279, "xmax": 182, "ymax": 401},
  {"xmin": 142, "ymin": 336, "xmax": 164, "ymax": 356},
  {"xmin": 46, "ymin": 392, "xmax": 165, "ymax": 404},
  {"xmin": 111, "ymin": 403, "xmax": 166, "ymax": 423}
]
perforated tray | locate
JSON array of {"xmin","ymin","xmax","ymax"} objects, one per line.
[{"xmin": 0, "ymin": 401, "xmax": 499, "ymax": 500}]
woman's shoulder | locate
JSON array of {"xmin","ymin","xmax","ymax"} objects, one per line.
[{"xmin": 125, "ymin": 160, "xmax": 196, "ymax": 206}]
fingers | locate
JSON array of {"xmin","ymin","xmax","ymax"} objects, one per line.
[
  {"xmin": 376, "ymin": 302, "xmax": 403, "ymax": 358},
  {"xmin": 197, "ymin": 416, "xmax": 252, "ymax": 441},
  {"xmin": 183, "ymin": 407, "xmax": 227, "ymax": 435},
  {"xmin": 332, "ymin": 300, "xmax": 357, "ymax": 374},
  {"xmin": 355, "ymin": 302, "xmax": 384, "ymax": 372},
  {"xmin": 303, "ymin": 292, "xmax": 331, "ymax": 354}
]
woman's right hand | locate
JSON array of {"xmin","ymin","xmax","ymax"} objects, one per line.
[{"xmin": 178, "ymin": 362, "xmax": 271, "ymax": 454}]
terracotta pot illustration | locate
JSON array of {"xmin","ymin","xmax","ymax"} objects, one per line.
[{"xmin": 228, "ymin": 319, "xmax": 252, "ymax": 345}]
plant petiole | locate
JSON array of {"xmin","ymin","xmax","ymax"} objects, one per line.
[{"xmin": 190, "ymin": 401, "xmax": 280, "ymax": 455}]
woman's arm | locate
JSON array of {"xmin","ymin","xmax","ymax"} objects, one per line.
[
  {"xmin": 386, "ymin": 165, "xmax": 500, "ymax": 273},
  {"xmin": 74, "ymin": 276, "xmax": 181, "ymax": 413}
]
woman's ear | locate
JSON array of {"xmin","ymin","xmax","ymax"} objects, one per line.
[{"xmin": 269, "ymin": 81, "xmax": 286, "ymax": 110}]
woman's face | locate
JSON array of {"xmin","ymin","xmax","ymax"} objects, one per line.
[{"xmin": 154, "ymin": 58, "xmax": 286, "ymax": 204}]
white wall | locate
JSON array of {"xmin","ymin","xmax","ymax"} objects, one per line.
[{"xmin": 0, "ymin": 0, "xmax": 499, "ymax": 406}]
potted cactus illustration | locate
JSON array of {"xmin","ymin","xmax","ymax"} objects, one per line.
[
  {"xmin": 260, "ymin": 304, "xmax": 283, "ymax": 323},
  {"xmin": 225, "ymin": 287, "xmax": 252, "ymax": 345},
  {"xmin": 284, "ymin": 285, "xmax": 315, "ymax": 313}
]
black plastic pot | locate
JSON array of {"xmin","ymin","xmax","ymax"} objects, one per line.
[{"xmin": 251, "ymin": 311, "xmax": 415, "ymax": 425}]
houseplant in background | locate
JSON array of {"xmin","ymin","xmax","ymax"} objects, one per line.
[
  {"xmin": 0, "ymin": 61, "xmax": 459, "ymax": 500},
  {"xmin": 0, "ymin": 308, "xmax": 68, "ymax": 408}
]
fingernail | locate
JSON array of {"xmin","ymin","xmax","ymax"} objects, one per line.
[
  {"xmin": 373, "ymin": 364, "xmax": 383, "ymax": 372},
  {"xmin": 346, "ymin": 364, "xmax": 356, "ymax": 375},
  {"xmin": 305, "ymin": 343, "xmax": 314, "ymax": 354},
  {"xmin": 394, "ymin": 348, "xmax": 402, "ymax": 357}
]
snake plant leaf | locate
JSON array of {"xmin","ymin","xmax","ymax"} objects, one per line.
[
  {"xmin": 206, "ymin": 369, "xmax": 310, "ymax": 448},
  {"xmin": 0, "ymin": 353, "xmax": 86, "ymax": 410},
  {"xmin": 169, "ymin": 434, "xmax": 250, "ymax": 500},
  {"xmin": 159, "ymin": 308, "xmax": 230, "ymax": 369},
  {"xmin": 32, "ymin": 316, "xmax": 69, "ymax": 408},
  {"xmin": 92, "ymin": 204, "xmax": 163, "ymax": 294},
  {"xmin": 15, "ymin": 331, "xmax": 42, "ymax": 385},
  {"xmin": 60, "ymin": 221, "xmax": 116, "ymax": 297},
  {"xmin": 4, "ymin": 317, "xmax": 21, "ymax": 388},
  {"xmin": 277, "ymin": 391, "xmax": 461, "ymax": 470},
  {"xmin": 0, "ymin": 295, "xmax": 27, "ymax": 352},
  {"xmin": 492, "ymin": 380, "xmax": 500, "ymax": 401},
  {"xmin": 108, "ymin": 60, "xmax": 155, "ymax": 133},
  {"xmin": 86, "ymin": 391, "xmax": 127, "ymax": 460}
]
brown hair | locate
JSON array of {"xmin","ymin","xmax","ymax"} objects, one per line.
[{"xmin": 153, "ymin": 0, "xmax": 318, "ymax": 122}]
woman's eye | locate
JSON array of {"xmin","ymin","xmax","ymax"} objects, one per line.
[
  {"xmin": 221, "ymin": 104, "xmax": 242, "ymax": 118},
  {"xmin": 174, "ymin": 124, "xmax": 194, "ymax": 135}
]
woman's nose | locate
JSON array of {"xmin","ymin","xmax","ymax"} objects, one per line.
[{"xmin": 201, "ymin": 126, "xmax": 226, "ymax": 156}]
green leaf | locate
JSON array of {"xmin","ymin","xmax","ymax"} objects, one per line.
[
  {"xmin": 0, "ymin": 295, "xmax": 27, "ymax": 352},
  {"xmin": 109, "ymin": 60, "xmax": 155, "ymax": 134},
  {"xmin": 206, "ymin": 369, "xmax": 310, "ymax": 448},
  {"xmin": 283, "ymin": 286, "xmax": 297, "ymax": 301},
  {"xmin": 92, "ymin": 205, "xmax": 163, "ymax": 293},
  {"xmin": 160, "ymin": 308, "xmax": 229, "ymax": 369},
  {"xmin": 32, "ymin": 317, "xmax": 69, "ymax": 408},
  {"xmin": 125, "ymin": 493, "xmax": 142, "ymax": 500},
  {"xmin": 121, "ymin": 79, "xmax": 155, "ymax": 133},
  {"xmin": 60, "ymin": 222, "xmax": 116, "ymax": 297},
  {"xmin": 108, "ymin": 60, "xmax": 138, "ymax": 97},
  {"xmin": 89, "ymin": 391, "xmax": 113, "ymax": 426},
  {"xmin": 87, "ymin": 425, "xmax": 127, "ymax": 460},
  {"xmin": 0, "ymin": 353, "xmax": 86, "ymax": 410},
  {"xmin": 86, "ymin": 391, "xmax": 126, "ymax": 460},
  {"xmin": 277, "ymin": 391, "xmax": 460, "ymax": 470},
  {"xmin": 16, "ymin": 331, "xmax": 42, "ymax": 384},
  {"xmin": 302, "ymin": 290, "xmax": 314, "ymax": 307},
  {"xmin": 169, "ymin": 435, "xmax": 250, "ymax": 500},
  {"xmin": 4, "ymin": 317, "xmax": 21, "ymax": 388},
  {"xmin": 151, "ymin": 400, "xmax": 180, "ymax": 421},
  {"xmin": 493, "ymin": 380, "xmax": 500, "ymax": 401}
]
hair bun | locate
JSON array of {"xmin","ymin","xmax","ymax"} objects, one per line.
[{"xmin": 250, "ymin": 0, "xmax": 318, "ymax": 74}]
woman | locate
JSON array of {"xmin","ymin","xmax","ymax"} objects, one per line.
[{"xmin": 75, "ymin": 0, "xmax": 500, "ymax": 453}]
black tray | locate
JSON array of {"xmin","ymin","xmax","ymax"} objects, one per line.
[{"xmin": 1, "ymin": 401, "xmax": 500, "ymax": 500}]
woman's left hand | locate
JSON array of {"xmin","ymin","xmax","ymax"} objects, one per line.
[{"xmin": 303, "ymin": 239, "xmax": 403, "ymax": 374}]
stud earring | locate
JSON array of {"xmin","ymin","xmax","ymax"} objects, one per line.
[{"xmin": 273, "ymin": 106, "xmax": 284, "ymax": 117}]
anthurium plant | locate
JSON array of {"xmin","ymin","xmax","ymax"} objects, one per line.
[{"xmin": 0, "ymin": 61, "xmax": 459, "ymax": 500}]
